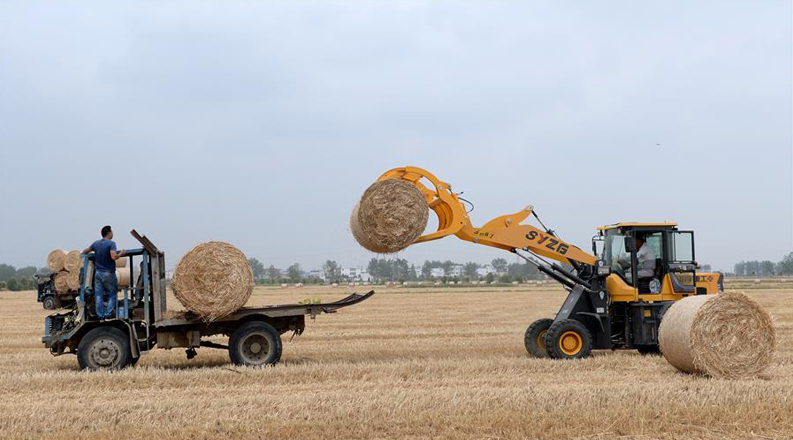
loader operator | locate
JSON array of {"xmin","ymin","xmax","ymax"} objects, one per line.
[
  {"xmin": 82, "ymin": 225, "xmax": 127, "ymax": 319},
  {"xmin": 616, "ymin": 233, "xmax": 656, "ymax": 292}
]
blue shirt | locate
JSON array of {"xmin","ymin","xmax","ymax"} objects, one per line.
[{"xmin": 90, "ymin": 239, "xmax": 118, "ymax": 272}]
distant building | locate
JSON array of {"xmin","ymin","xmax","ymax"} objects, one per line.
[
  {"xmin": 449, "ymin": 264, "xmax": 464, "ymax": 277},
  {"xmin": 477, "ymin": 265, "xmax": 496, "ymax": 277},
  {"xmin": 309, "ymin": 269, "xmax": 325, "ymax": 281},
  {"xmin": 431, "ymin": 268, "xmax": 445, "ymax": 278},
  {"xmin": 340, "ymin": 266, "xmax": 371, "ymax": 282}
]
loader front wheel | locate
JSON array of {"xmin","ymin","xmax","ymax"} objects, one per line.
[
  {"xmin": 229, "ymin": 321, "xmax": 282, "ymax": 367},
  {"xmin": 77, "ymin": 327, "xmax": 132, "ymax": 371},
  {"xmin": 524, "ymin": 318, "xmax": 554, "ymax": 358},
  {"xmin": 544, "ymin": 319, "xmax": 592, "ymax": 360}
]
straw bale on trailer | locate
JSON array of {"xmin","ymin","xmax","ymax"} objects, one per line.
[
  {"xmin": 114, "ymin": 257, "xmax": 127, "ymax": 268},
  {"xmin": 63, "ymin": 250, "xmax": 81, "ymax": 272},
  {"xmin": 350, "ymin": 179, "xmax": 429, "ymax": 253},
  {"xmin": 171, "ymin": 241, "xmax": 254, "ymax": 322},
  {"xmin": 66, "ymin": 270, "xmax": 81, "ymax": 291},
  {"xmin": 53, "ymin": 272, "xmax": 69, "ymax": 294},
  {"xmin": 659, "ymin": 292, "xmax": 776, "ymax": 378},
  {"xmin": 116, "ymin": 265, "xmax": 139, "ymax": 289},
  {"xmin": 47, "ymin": 250, "xmax": 66, "ymax": 272},
  {"xmin": 117, "ymin": 266, "xmax": 131, "ymax": 288}
]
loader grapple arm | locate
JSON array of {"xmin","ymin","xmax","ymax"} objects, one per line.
[{"xmin": 377, "ymin": 166, "xmax": 597, "ymax": 266}]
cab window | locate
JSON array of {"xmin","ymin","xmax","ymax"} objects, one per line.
[
  {"xmin": 670, "ymin": 231, "xmax": 694, "ymax": 262},
  {"xmin": 644, "ymin": 232, "xmax": 662, "ymax": 259}
]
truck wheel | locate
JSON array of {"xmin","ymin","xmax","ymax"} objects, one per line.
[
  {"xmin": 43, "ymin": 296, "xmax": 56, "ymax": 310},
  {"xmin": 229, "ymin": 321, "xmax": 282, "ymax": 367},
  {"xmin": 544, "ymin": 319, "xmax": 593, "ymax": 360},
  {"xmin": 77, "ymin": 327, "xmax": 132, "ymax": 371},
  {"xmin": 524, "ymin": 318, "xmax": 554, "ymax": 358}
]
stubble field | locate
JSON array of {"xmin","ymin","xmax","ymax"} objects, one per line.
[{"xmin": 1, "ymin": 283, "xmax": 791, "ymax": 440}]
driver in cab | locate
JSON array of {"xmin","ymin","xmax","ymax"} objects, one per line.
[{"xmin": 615, "ymin": 233, "xmax": 656, "ymax": 291}]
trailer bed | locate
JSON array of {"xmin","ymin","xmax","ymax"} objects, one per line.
[{"xmin": 154, "ymin": 290, "xmax": 375, "ymax": 328}]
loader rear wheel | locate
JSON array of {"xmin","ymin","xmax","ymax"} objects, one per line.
[
  {"xmin": 544, "ymin": 319, "xmax": 592, "ymax": 360},
  {"xmin": 77, "ymin": 327, "xmax": 132, "ymax": 371},
  {"xmin": 524, "ymin": 318, "xmax": 554, "ymax": 358},
  {"xmin": 229, "ymin": 321, "xmax": 282, "ymax": 367}
]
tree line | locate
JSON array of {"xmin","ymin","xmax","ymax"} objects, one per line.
[
  {"xmin": 0, "ymin": 264, "xmax": 46, "ymax": 291},
  {"xmin": 246, "ymin": 257, "xmax": 544, "ymax": 284},
  {"xmin": 733, "ymin": 253, "xmax": 793, "ymax": 277},
  {"xmin": 4, "ymin": 252, "xmax": 791, "ymax": 291}
]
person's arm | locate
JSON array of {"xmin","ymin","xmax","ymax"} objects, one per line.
[
  {"xmin": 82, "ymin": 242, "xmax": 94, "ymax": 254},
  {"xmin": 109, "ymin": 241, "xmax": 127, "ymax": 260}
]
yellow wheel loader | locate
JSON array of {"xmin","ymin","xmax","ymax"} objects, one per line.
[{"xmin": 379, "ymin": 166, "xmax": 723, "ymax": 359}]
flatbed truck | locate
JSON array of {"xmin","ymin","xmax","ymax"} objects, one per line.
[{"xmin": 42, "ymin": 230, "xmax": 373, "ymax": 370}]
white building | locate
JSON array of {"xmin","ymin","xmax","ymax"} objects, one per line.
[
  {"xmin": 449, "ymin": 264, "xmax": 464, "ymax": 277},
  {"xmin": 431, "ymin": 267, "xmax": 445, "ymax": 278},
  {"xmin": 309, "ymin": 269, "xmax": 325, "ymax": 281},
  {"xmin": 477, "ymin": 265, "xmax": 496, "ymax": 277},
  {"xmin": 340, "ymin": 266, "xmax": 371, "ymax": 281}
]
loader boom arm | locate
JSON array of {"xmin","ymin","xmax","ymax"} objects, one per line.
[{"xmin": 378, "ymin": 166, "xmax": 598, "ymax": 266}]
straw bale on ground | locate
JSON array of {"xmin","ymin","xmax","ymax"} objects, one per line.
[
  {"xmin": 171, "ymin": 241, "xmax": 253, "ymax": 322},
  {"xmin": 659, "ymin": 292, "xmax": 776, "ymax": 378},
  {"xmin": 351, "ymin": 179, "xmax": 429, "ymax": 253}
]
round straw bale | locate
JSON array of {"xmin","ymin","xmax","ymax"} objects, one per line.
[
  {"xmin": 47, "ymin": 250, "xmax": 66, "ymax": 272},
  {"xmin": 350, "ymin": 179, "xmax": 429, "ymax": 253},
  {"xmin": 114, "ymin": 257, "xmax": 127, "ymax": 268},
  {"xmin": 66, "ymin": 270, "xmax": 81, "ymax": 291},
  {"xmin": 53, "ymin": 272, "xmax": 69, "ymax": 294},
  {"xmin": 63, "ymin": 250, "xmax": 82, "ymax": 272},
  {"xmin": 116, "ymin": 266, "xmax": 131, "ymax": 288},
  {"xmin": 659, "ymin": 292, "xmax": 776, "ymax": 378},
  {"xmin": 171, "ymin": 241, "xmax": 254, "ymax": 322}
]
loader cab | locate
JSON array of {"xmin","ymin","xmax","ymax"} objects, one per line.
[{"xmin": 595, "ymin": 222, "xmax": 698, "ymax": 300}]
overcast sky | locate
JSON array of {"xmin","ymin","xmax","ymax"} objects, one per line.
[{"xmin": 1, "ymin": 1, "xmax": 791, "ymax": 272}]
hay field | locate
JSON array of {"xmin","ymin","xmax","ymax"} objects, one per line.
[{"xmin": 1, "ymin": 284, "xmax": 791, "ymax": 440}]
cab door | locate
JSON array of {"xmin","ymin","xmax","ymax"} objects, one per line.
[{"xmin": 666, "ymin": 231, "xmax": 697, "ymax": 294}]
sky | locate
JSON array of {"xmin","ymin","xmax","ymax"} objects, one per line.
[{"xmin": 1, "ymin": 1, "xmax": 791, "ymax": 272}]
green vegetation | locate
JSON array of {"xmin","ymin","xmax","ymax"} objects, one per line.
[
  {"xmin": 733, "ymin": 253, "xmax": 793, "ymax": 277},
  {"xmin": 0, "ymin": 264, "xmax": 45, "ymax": 291}
]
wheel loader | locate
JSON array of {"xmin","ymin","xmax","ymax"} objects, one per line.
[{"xmin": 378, "ymin": 166, "xmax": 723, "ymax": 359}]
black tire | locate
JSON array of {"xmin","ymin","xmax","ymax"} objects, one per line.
[
  {"xmin": 229, "ymin": 321, "xmax": 282, "ymax": 367},
  {"xmin": 637, "ymin": 345, "xmax": 661, "ymax": 356},
  {"xmin": 637, "ymin": 302, "xmax": 674, "ymax": 356},
  {"xmin": 524, "ymin": 318, "xmax": 554, "ymax": 358},
  {"xmin": 42, "ymin": 296, "xmax": 56, "ymax": 310},
  {"xmin": 77, "ymin": 327, "xmax": 132, "ymax": 371},
  {"xmin": 544, "ymin": 319, "xmax": 593, "ymax": 360}
]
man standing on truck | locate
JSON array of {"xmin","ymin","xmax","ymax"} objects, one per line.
[{"xmin": 82, "ymin": 226, "xmax": 127, "ymax": 319}]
